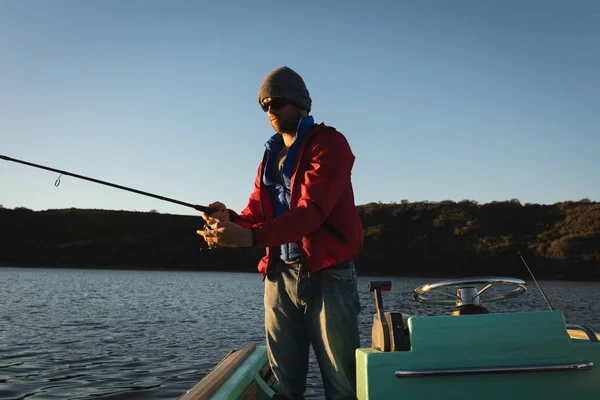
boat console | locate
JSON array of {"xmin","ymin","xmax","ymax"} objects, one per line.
[{"xmin": 357, "ymin": 277, "xmax": 600, "ymax": 399}]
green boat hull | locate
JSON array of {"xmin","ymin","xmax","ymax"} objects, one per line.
[{"xmin": 357, "ymin": 310, "xmax": 600, "ymax": 399}]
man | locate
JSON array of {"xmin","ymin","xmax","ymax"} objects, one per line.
[{"xmin": 197, "ymin": 66, "xmax": 364, "ymax": 400}]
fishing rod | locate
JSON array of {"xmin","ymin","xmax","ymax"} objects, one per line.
[
  {"xmin": 518, "ymin": 251, "xmax": 554, "ymax": 311},
  {"xmin": 0, "ymin": 154, "xmax": 217, "ymax": 214}
]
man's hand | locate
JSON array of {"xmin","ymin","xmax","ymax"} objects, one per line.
[
  {"xmin": 197, "ymin": 221, "xmax": 253, "ymax": 248},
  {"xmin": 202, "ymin": 201, "xmax": 231, "ymax": 224}
]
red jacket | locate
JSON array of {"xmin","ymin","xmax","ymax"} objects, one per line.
[{"xmin": 230, "ymin": 123, "xmax": 364, "ymax": 276}]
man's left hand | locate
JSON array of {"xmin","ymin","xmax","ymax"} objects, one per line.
[{"xmin": 197, "ymin": 222, "xmax": 254, "ymax": 248}]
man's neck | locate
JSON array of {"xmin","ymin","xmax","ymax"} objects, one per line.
[{"xmin": 281, "ymin": 133, "xmax": 296, "ymax": 148}]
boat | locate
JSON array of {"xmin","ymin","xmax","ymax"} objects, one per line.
[
  {"xmin": 179, "ymin": 277, "xmax": 600, "ymax": 399},
  {"xmin": 178, "ymin": 343, "xmax": 275, "ymax": 400},
  {"xmin": 360, "ymin": 277, "xmax": 600, "ymax": 399}
]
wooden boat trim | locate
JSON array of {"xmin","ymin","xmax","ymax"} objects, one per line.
[{"xmin": 179, "ymin": 344, "xmax": 257, "ymax": 400}]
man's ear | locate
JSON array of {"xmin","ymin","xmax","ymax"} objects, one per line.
[{"xmin": 298, "ymin": 107, "xmax": 309, "ymax": 118}]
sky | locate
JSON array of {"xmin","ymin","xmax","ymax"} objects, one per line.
[{"xmin": 1, "ymin": 0, "xmax": 599, "ymax": 216}]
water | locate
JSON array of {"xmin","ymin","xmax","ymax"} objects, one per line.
[{"xmin": 1, "ymin": 267, "xmax": 599, "ymax": 399}]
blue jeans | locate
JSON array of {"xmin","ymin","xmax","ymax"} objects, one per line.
[{"xmin": 264, "ymin": 260, "xmax": 361, "ymax": 400}]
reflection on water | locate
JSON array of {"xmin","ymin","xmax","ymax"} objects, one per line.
[{"xmin": 1, "ymin": 267, "xmax": 598, "ymax": 399}]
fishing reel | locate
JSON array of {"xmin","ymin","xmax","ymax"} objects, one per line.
[{"xmin": 199, "ymin": 218, "xmax": 220, "ymax": 253}]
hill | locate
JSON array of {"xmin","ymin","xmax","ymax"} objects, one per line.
[{"xmin": 1, "ymin": 199, "xmax": 598, "ymax": 280}]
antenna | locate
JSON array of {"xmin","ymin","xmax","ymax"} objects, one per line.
[{"xmin": 518, "ymin": 251, "xmax": 554, "ymax": 311}]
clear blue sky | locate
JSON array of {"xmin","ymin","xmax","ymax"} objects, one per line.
[{"xmin": 1, "ymin": 0, "xmax": 598, "ymax": 216}]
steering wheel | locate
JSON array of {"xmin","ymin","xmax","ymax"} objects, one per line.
[{"xmin": 413, "ymin": 277, "xmax": 527, "ymax": 307}]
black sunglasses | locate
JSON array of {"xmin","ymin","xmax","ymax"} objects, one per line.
[{"xmin": 261, "ymin": 98, "xmax": 291, "ymax": 112}]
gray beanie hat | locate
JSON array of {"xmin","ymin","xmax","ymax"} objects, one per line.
[{"xmin": 258, "ymin": 66, "xmax": 312, "ymax": 112}]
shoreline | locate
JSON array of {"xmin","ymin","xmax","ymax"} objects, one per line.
[{"xmin": 2, "ymin": 263, "xmax": 597, "ymax": 282}]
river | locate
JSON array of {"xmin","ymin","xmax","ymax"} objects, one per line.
[{"xmin": 1, "ymin": 267, "xmax": 599, "ymax": 399}]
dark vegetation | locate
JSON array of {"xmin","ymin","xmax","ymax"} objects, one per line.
[{"xmin": 1, "ymin": 199, "xmax": 598, "ymax": 280}]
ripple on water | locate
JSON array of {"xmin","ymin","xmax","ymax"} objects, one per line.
[{"xmin": 1, "ymin": 268, "xmax": 598, "ymax": 399}]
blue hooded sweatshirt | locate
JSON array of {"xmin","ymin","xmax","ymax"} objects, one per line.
[{"xmin": 263, "ymin": 115, "xmax": 315, "ymax": 262}]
